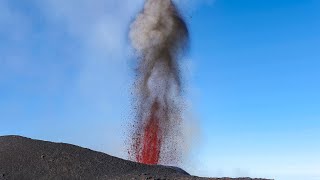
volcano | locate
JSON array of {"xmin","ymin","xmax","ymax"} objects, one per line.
[{"xmin": 0, "ymin": 136, "xmax": 272, "ymax": 180}]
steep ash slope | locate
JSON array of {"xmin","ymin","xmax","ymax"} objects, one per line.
[{"xmin": 0, "ymin": 136, "xmax": 271, "ymax": 180}]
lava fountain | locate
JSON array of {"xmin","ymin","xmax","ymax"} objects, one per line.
[{"xmin": 129, "ymin": 0, "xmax": 189, "ymax": 165}]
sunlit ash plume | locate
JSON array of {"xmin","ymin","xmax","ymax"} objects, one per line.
[{"xmin": 128, "ymin": 0, "xmax": 189, "ymax": 165}]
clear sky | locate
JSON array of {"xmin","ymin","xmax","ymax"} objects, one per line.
[{"xmin": 1, "ymin": 0, "xmax": 319, "ymax": 180}]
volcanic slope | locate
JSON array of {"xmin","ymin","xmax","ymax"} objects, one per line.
[{"xmin": 0, "ymin": 136, "xmax": 271, "ymax": 180}]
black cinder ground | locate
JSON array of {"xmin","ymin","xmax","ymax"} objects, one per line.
[{"xmin": 0, "ymin": 136, "xmax": 272, "ymax": 180}]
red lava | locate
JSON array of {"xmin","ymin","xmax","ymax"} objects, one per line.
[{"xmin": 136, "ymin": 101, "xmax": 161, "ymax": 165}]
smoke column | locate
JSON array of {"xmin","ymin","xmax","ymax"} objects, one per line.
[{"xmin": 129, "ymin": 0, "xmax": 189, "ymax": 165}]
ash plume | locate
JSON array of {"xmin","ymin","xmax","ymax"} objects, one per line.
[{"xmin": 129, "ymin": 0, "xmax": 189, "ymax": 165}]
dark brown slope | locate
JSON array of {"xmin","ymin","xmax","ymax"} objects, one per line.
[{"xmin": 0, "ymin": 136, "xmax": 271, "ymax": 180}]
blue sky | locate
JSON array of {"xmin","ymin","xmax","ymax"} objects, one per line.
[{"xmin": 1, "ymin": 0, "xmax": 319, "ymax": 180}]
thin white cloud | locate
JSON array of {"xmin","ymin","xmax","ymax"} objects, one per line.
[
  {"xmin": 36, "ymin": 0, "xmax": 144, "ymax": 57},
  {"xmin": 18, "ymin": 0, "xmax": 146, "ymax": 158}
]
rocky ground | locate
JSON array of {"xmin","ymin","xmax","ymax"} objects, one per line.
[{"xmin": 0, "ymin": 136, "xmax": 272, "ymax": 180}]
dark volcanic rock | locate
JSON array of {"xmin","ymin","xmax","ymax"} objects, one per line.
[{"xmin": 0, "ymin": 136, "xmax": 272, "ymax": 180}]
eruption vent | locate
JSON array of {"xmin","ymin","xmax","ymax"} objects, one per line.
[{"xmin": 129, "ymin": 0, "xmax": 189, "ymax": 165}]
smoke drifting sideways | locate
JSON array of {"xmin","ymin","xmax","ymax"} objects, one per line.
[{"xmin": 128, "ymin": 0, "xmax": 189, "ymax": 165}]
